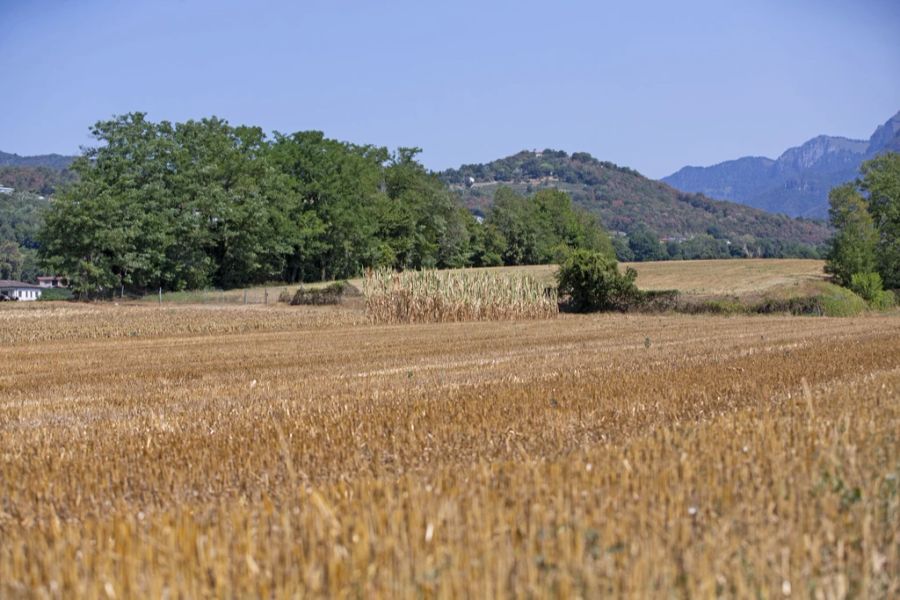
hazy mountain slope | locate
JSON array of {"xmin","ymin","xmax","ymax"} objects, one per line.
[
  {"xmin": 0, "ymin": 166, "xmax": 77, "ymax": 195},
  {"xmin": 443, "ymin": 150, "xmax": 830, "ymax": 246},
  {"xmin": 662, "ymin": 111, "xmax": 900, "ymax": 219},
  {"xmin": 0, "ymin": 150, "xmax": 76, "ymax": 170}
]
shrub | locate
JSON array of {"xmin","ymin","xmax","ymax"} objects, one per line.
[
  {"xmin": 849, "ymin": 272, "xmax": 884, "ymax": 303},
  {"xmin": 38, "ymin": 288, "xmax": 74, "ymax": 301},
  {"xmin": 630, "ymin": 289, "xmax": 680, "ymax": 312},
  {"xmin": 870, "ymin": 289, "xmax": 896, "ymax": 311},
  {"xmin": 819, "ymin": 285, "xmax": 868, "ymax": 317},
  {"xmin": 754, "ymin": 296, "xmax": 825, "ymax": 316},
  {"xmin": 290, "ymin": 282, "xmax": 349, "ymax": 306},
  {"xmin": 556, "ymin": 250, "xmax": 639, "ymax": 312}
]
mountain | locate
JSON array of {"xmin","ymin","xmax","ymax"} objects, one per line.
[
  {"xmin": 442, "ymin": 150, "xmax": 830, "ymax": 248},
  {"xmin": 662, "ymin": 111, "xmax": 900, "ymax": 219},
  {"xmin": 0, "ymin": 150, "xmax": 76, "ymax": 170},
  {"xmin": 0, "ymin": 151, "xmax": 78, "ymax": 195},
  {"xmin": 0, "ymin": 166, "xmax": 77, "ymax": 196}
]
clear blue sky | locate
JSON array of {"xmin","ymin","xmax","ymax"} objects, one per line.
[{"xmin": 1, "ymin": 0, "xmax": 898, "ymax": 178}]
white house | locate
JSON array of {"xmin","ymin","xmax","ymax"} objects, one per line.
[
  {"xmin": 37, "ymin": 276, "xmax": 68, "ymax": 288},
  {"xmin": 0, "ymin": 280, "xmax": 42, "ymax": 301},
  {"xmin": 0, "ymin": 186, "xmax": 13, "ymax": 195}
]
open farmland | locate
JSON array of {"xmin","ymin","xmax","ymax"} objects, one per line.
[
  {"xmin": 1, "ymin": 297, "xmax": 898, "ymax": 597},
  {"xmin": 145, "ymin": 258, "xmax": 828, "ymax": 305}
]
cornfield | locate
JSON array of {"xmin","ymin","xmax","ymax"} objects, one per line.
[{"xmin": 362, "ymin": 268, "xmax": 558, "ymax": 323}]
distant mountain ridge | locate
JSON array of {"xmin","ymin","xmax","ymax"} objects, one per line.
[
  {"xmin": 442, "ymin": 150, "xmax": 830, "ymax": 249},
  {"xmin": 0, "ymin": 151, "xmax": 78, "ymax": 195},
  {"xmin": 662, "ymin": 111, "xmax": 900, "ymax": 219},
  {"xmin": 0, "ymin": 150, "xmax": 76, "ymax": 170}
]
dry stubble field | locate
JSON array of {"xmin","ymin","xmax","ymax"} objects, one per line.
[{"xmin": 1, "ymin": 293, "xmax": 898, "ymax": 597}]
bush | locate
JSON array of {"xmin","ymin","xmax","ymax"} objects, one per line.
[
  {"xmin": 290, "ymin": 282, "xmax": 349, "ymax": 306},
  {"xmin": 819, "ymin": 285, "xmax": 868, "ymax": 317},
  {"xmin": 38, "ymin": 288, "xmax": 74, "ymax": 301},
  {"xmin": 870, "ymin": 289, "xmax": 896, "ymax": 311},
  {"xmin": 753, "ymin": 296, "xmax": 824, "ymax": 316},
  {"xmin": 556, "ymin": 250, "xmax": 639, "ymax": 312},
  {"xmin": 630, "ymin": 289, "xmax": 680, "ymax": 312},
  {"xmin": 849, "ymin": 272, "xmax": 883, "ymax": 303}
]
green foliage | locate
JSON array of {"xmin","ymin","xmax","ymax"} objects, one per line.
[
  {"xmin": 0, "ymin": 190, "xmax": 47, "ymax": 282},
  {"xmin": 486, "ymin": 187, "xmax": 613, "ymax": 266},
  {"xmin": 290, "ymin": 281, "xmax": 349, "ymax": 305},
  {"xmin": 824, "ymin": 153, "xmax": 900, "ymax": 292},
  {"xmin": 38, "ymin": 114, "xmax": 616, "ymax": 296},
  {"xmin": 611, "ymin": 235, "xmax": 633, "ymax": 261},
  {"xmin": 0, "ymin": 166, "xmax": 76, "ymax": 196},
  {"xmin": 38, "ymin": 287, "xmax": 74, "ymax": 301},
  {"xmin": 859, "ymin": 153, "xmax": 900, "ymax": 289},
  {"xmin": 849, "ymin": 272, "xmax": 895, "ymax": 310},
  {"xmin": 556, "ymin": 250, "xmax": 639, "ymax": 312},
  {"xmin": 825, "ymin": 183, "xmax": 877, "ymax": 287},
  {"xmin": 443, "ymin": 150, "xmax": 832, "ymax": 255},
  {"xmin": 849, "ymin": 272, "xmax": 883, "ymax": 303},
  {"xmin": 627, "ymin": 225, "xmax": 666, "ymax": 261},
  {"xmin": 819, "ymin": 285, "xmax": 868, "ymax": 317},
  {"xmin": 871, "ymin": 289, "xmax": 896, "ymax": 311}
]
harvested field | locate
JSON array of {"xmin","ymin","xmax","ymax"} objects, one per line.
[
  {"xmin": 1, "ymin": 303, "xmax": 898, "ymax": 597},
  {"xmin": 621, "ymin": 258, "xmax": 827, "ymax": 295},
  {"xmin": 142, "ymin": 258, "xmax": 826, "ymax": 306}
]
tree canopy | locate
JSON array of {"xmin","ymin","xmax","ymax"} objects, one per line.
[
  {"xmin": 825, "ymin": 152, "xmax": 900, "ymax": 292},
  {"xmin": 38, "ymin": 113, "xmax": 613, "ymax": 296}
]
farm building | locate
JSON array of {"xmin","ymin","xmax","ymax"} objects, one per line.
[
  {"xmin": 0, "ymin": 280, "xmax": 42, "ymax": 301},
  {"xmin": 37, "ymin": 276, "xmax": 68, "ymax": 288}
]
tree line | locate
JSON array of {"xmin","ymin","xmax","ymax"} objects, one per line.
[
  {"xmin": 0, "ymin": 191, "xmax": 47, "ymax": 281},
  {"xmin": 38, "ymin": 113, "xmax": 611, "ymax": 296},
  {"xmin": 825, "ymin": 153, "xmax": 899, "ymax": 304}
]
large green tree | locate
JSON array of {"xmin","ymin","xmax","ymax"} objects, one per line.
[
  {"xmin": 859, "ymin": 153, "xmax": 900, "ymax": 288},
  {"xmin": 824, "ymin": 183, "xmax": 878, "ymax": 287},
  {"xmin": 39, "ymin": 113, "xmax": 619, "ymax": 296},
  {"xmin": 486, "ymin": 187, "xmax": 613, "ymax": 265}
]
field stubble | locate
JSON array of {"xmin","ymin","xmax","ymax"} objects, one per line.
[{"xmin": 0, "ymin": 302, "xmax": 898, "ymax": 597}]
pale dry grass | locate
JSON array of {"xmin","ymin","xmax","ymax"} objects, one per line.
[
  {"xmin": 0, "ymin": 302, "xmax": 362, "ymax": 344},
  {"xmin": 621, "ymin": 258, "xmax": 827, "ymax": 295},
  {"xmin": 0, "ymin": 304, "xmax": 897, "ymax": 597}
]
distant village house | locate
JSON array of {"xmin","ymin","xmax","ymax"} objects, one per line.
[
  {"xmin": 0, "ymin": 280, "xmax": 42, "ymax": 301},
  {"xmin": 37, "ymin": 276, "xmax": 68, "ymax": 288}
]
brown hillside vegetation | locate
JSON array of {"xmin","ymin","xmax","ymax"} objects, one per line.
[
  {"xmin": 1, "ymin": 301, "xmax": 898, "ymax": 597},
  {"xmin": 443, "ymin": 151, "xmax": 831, "ymax": 245}
]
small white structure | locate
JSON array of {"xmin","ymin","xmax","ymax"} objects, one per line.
[
  {"xmin": 37, "ymin": 276, "xmax": 68, "ymax": 288},
  {"xmin": 0, "ymin": 186, "xmax": 14, "ymax": 195},
  {"xmin": 0, "ymin": 280, "xmax": 42, "ymax": 301}
]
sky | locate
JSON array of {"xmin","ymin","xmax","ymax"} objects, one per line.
[{"xmin": 1, "ymin": 0, "xmax": 898, "ymax": 179}]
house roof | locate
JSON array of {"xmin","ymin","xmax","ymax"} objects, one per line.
[{"xmin": 0, "ymin": 280, "xmax": 41, "ymax": 289}]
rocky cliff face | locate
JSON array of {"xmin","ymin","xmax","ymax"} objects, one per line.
[{"xmin": 662, "ymin": 111, "xmax": 900, "ymax": 219}]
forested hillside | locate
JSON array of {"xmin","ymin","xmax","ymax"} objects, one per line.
[
  {"xmin": 443, "ymin": 150, "xmax": 829, "ymax": 260},
  {"xmin": 0, "ymin": 166, "xmax": 77, "ymax": 196},
  {"xmin": 0, "ymin": 150, "xmax": 75, "ymax": 170}
]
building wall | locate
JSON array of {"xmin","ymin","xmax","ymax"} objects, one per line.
[{"xmin": 5, "ymin": 288, "xmax": 41, "ymax": 301}]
